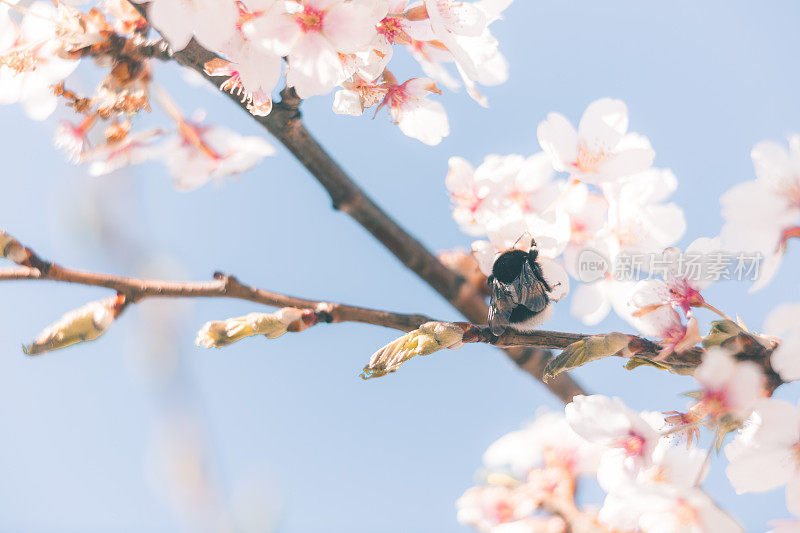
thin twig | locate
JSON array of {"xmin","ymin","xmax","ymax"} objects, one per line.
[{"xmin": 130, "ymin": 5, "xmax": 587, "ymax": 402}]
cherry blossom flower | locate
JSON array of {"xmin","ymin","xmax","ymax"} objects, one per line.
[
  {"xmin": 332, "ymin": 75, "xmax": 387, "ymax": 116},
  {"xmin": 692, "ymin": 348, "xmax": 764, "ymax": 424},
  {"xmin": 375, "ymin": 73, "xmax": 449, "ymax": 144},
  {"xmin": 246, "ymin": 0, "xmax": 385, "ymax": 98},
  {"xmin": 84, "ymin": 128, "xmax": 163, "ymax": 176},
  {"xmin": 406, "ymin": 37, "xmax": 461, "ymax": 90},
  {"xmin": 600, "ymin": 487, "xmax": 742, "ymax": 533},
  {"xmin": 482, "ymin": 410, "xmax": 602, "ymax": 478},
  {"xmin": 163, "ymin": 121, "xmax": 275, "ymax": 191},
  {"xmin": 601, "ymin": 167, "xmax": 686, "ymax": 256},
  {"xmin": 204, "ymin": 39, "xmax": 281, "ymax": 116},
  {"xmin": 446, "ymin": 153, "xmax": 562, "ymax": 238},
  {"xmin": 565, "ymin": 168, "xmax": 685, "ymax": 326},
  {"xmin": 456, "ymin": 484, "xmax": 536, "ymax": 532},
  {"xmin": 54, "ymin": 114, "xmax": 99, "ymax": 163},
  {"xmin": 629, "ymin": 237, "xmax": 722, "ymax": 320},
  {"xmin": 143, "ymin": 0, "xmax": 238, "ymax": 52},
  {"xmin": 155, "ymin": 90, "xmax": 274, "ymax": 190},
  {"xmin": 491, "ymin": 516, "xmax": 567, "ymax": 533},
  {"xmin": 720, "ymin": 136, "xmax": 800, "ymax": 291},
  {"xmin": 763, "ymin": 302, "xmax": 800, "ymax": 382},
  {"xmin": 367, "ymin": 0, "xmax": 412, "ymax": 71},
  {"xmin": 565, "ymin": 395, "xmax": 662, "ymax": 480},
  {"xmin": 630, "ymin": 305, "xmax": 702, "ymax": 360},
  {"xmin": 725, "ymin": 399, "xmax": 800, "ymax": 499},
  {"xmin": 0, "ymin": 2, "xmax": 78, "ymax": 120},
  {"xmin": 407, "ymin": 0, "xmax": 511, "ymax": 105},
  {"xmin": 537, "ymin": 98, "xmax": 655, "ymax": 184},
  {"xmin": 446, "ymin": 155, "xmax": 501, "ymax": 235}
]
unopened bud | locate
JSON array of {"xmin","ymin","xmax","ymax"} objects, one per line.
[
  {"xmin": 24, "ymin": 294, "xmax": 126, "ymax": 355},
  {"xmin": 195, "ymin": 308, "xmax": 304, "ymax": 348},
  {"xmin": 361, "ymin": 321, "xmax": 465, "ymax": 379},
  {"xmin": 1, "ymin": 231, "xmax": 32, "ymax": 265}
]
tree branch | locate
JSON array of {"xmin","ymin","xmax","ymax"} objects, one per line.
[
  {"xmin": 127, "ymin": 8, "xmax": 587, "ymax": 402},
  {"xmin": 0, "ymin": 264, "xmax": 590, "ymax": 348}
]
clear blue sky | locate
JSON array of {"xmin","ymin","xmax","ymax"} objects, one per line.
[{"xmin": 2, "ymin": 1, "xmax": 800, "ymax": 531}]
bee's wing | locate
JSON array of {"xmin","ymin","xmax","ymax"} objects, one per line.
[
  {"xmin": 488, "ymin": 278, "xmax": 516, "ymax": 336},
  {"xmin": 514, "ymin": 261, "xmax": 550, "ymax": 313}
]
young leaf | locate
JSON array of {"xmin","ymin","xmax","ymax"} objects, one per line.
[{"xmin": 543, "ymin": 333, "xmax": 632, "ymax": 382}]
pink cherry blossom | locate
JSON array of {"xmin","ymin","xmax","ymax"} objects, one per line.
[
  {"xmin": 375, "ymin": 74, "xmax": 449, "ymax": 145},
  {"xmin": 204, "ymin": 39, "xmax": 281, "ymax": 117},
  {"xmin": 537, "ymin": 98, "xmax": 655, "ymax": 184},
  {"xmin": 332, "ymin": 75, "xmax": 388, "ymax": 116},
  {"xmin": 246, "ymin": 0, "xmax": 385, "ymax": 98},
  {"xmin": 456, "ymin": 484, "xmax": 536, "ymax": 531}
]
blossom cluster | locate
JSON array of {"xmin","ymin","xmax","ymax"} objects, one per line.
[
  {"xmin": 171, "ymin": 0, "xmax": 513, "ymax": 144},
  {"xmin": 457, "ymin": 391, "xmax": 748, "ymax": 532},
  {"xmin": 0, "ymin": 0, "xmax": 515, "ymax": 192},
  {"xmin": 456, "ymin": 341, "xmax": 798, "ymax": 533},
  {"xmin": 446, "ymin": 98, "xmax": 800, "ymax": 531},
  {"xmin": 446, "ymin": 97, "xmax": 800, "ymax": 363}
]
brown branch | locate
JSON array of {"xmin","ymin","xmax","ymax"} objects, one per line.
[
  {"xmin": 0, "ymin": 266, "xmax": 431, "ymax": 332},
  {"xmin": 129, "ymin": 8, "xmax": 587, "ymax": 402},
  {"xmin": 0, "ymin": 264, "xmax": 590, "ymax": 349}
]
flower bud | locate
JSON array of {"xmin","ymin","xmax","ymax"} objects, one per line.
[
  {"xmin": 361, "ymin": 322, "xmax": 465, "ymax": 379},
  {"xmin": 0, "ymin": 230, "xmax": 32, "ymax": 265},
  {"xmin": 195, "ymin": 308, "xmax": 304, "ymax": 348},
  {"xmin": 24, "ymin": 294, "xmax": 126, "ymax": 355}
]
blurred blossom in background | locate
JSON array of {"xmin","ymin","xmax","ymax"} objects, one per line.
[{"xmin": 2, "ymin": 1, "xmax": 800, "ymax": 531}]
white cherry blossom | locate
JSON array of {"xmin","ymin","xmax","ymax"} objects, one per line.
[
  {"xmin": 163, "ymin": 120, "xmax": 274, "ymax": 191},
  {"xmin": 600, "ymin": 487, "xmax": 742, "ymax": 533},
  {"xmin": 84, "ymin": 129, "xmax": 163, "ymax": 176},
  {"xmin": 565, "ymin": 395, "xmax": 662, "ymax": 480},
  {"xmin": 145, "ymin": 0, "xmax": 238, "ymax": 52},
  {"xmin": 0, "ymin": 2, "xmax": 78, "ymax": 120},
  {"xmin": 725, "ymin": 399, "xmax": 800, "ymax": 498},
  {"xmin": 763, "ymin": 302, "xmax": 800, "ymax": 382},
  {"xmin": 483, "ymin": 410, "xmax": 602, "ymax": 477},
  {"xmin": 537, "ymin": 98, "xmax": 655, "ymax": 184},
  {"xmin": 720, "ymin": 136, "xmax": 800, "ymax": 291},
  {"xmin": 407, "ymin": 0, "xmax": 511, "ymax": 105},
  {"xmin": 446, "ymin": 153, "xmax": 563, "ymax": 238}
]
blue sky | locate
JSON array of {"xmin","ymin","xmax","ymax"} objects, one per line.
[{"xmin": 2, "ymin": 1, "xmax": 800, "ymax": 531}]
